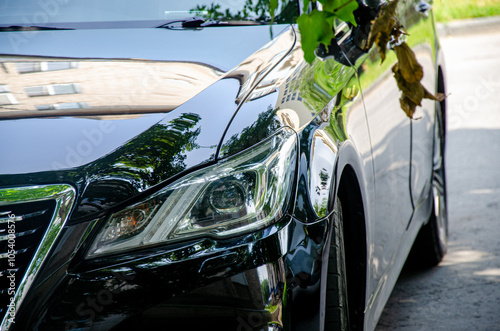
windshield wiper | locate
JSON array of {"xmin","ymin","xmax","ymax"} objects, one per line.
[
  {"xmin": 156, "ymin": 16, "xmax": 205, "ymax": 28},
  {"xmin": 0, "ymin": 25, "xmax": 74, "ymax": 32},
  {"xmin": 156, "ymin": 16, "xmax": 263, "ymax": 29}
]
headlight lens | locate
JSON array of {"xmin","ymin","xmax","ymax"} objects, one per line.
[{"xmin": 87, "ymin": 128, "xmax": 297, "ymax": 258}]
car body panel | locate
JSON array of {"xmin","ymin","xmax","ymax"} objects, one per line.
[{"xmin": 354, "ymin": 2, "xmax": 444, "ymax": 328}]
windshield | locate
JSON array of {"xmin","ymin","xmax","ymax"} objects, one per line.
[{"xmin": 0, "ymin": 0, "xmax": 299, "ymax": 28}]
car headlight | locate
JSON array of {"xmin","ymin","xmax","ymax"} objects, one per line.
[{"xmin": 87, "ymin": 128, "xmax": 297, "ymax": 258}]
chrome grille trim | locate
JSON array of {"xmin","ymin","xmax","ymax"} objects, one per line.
[
  {"xmin": 0, "ymin": 228, "xmax": 38, "ymax": 242},
  {"xmin": 0, "ymin": 209, "xmax": 48, "ymax": 224},
  {"xmin": 0, "ymin": 248, "xmax": 29, "ymax": 259},
  {"xmin": 0, "ymin": 184, "xmax": 76, "ymax": 330}
]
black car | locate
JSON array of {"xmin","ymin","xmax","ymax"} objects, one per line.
[{"xmin": 0, "ymin": 0, "xmax": 447, "ymax": 330}]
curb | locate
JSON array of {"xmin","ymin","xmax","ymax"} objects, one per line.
[{"xmin": 437, "ymin": 16, "xmax": 500, "ymax": 37}]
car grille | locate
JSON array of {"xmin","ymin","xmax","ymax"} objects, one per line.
[
  {"xmin": 0, "ymin": 200, "xmax": 56, "ymax": 317},
  {"xmin": 0, "ymin": 185, "xmax": 75, "ymax": 330}
]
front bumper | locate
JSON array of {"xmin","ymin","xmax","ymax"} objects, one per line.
[{"xmin": 12, "ymin": 215, "xmax": 331, "ymax": 331}]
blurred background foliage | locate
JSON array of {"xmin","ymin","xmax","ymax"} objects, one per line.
[{"xmin": 433, "ymin": 0, "xmax": 500, "ymax": 22}]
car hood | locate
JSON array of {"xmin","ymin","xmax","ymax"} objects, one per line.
[{"xmin": 0, "ymin": 25, "xmax": 295, "ymax": 221}]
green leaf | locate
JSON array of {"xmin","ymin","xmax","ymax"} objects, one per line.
[
  {"xmin": 270, "ymin": 0, "xmax": 278, "ymax": 20},
  {"xmin": 319, "ymin": 0, "xmax": 358, "ymax": 26},
  {"xmin": 303, "ymin": 0, "xmax": 311, "ymax": 12},
  {"xmin": 319, "ymin": 0, "xmax": 334, "ymax": 12},
  {"xmin": 333, "ymin": 0, "xmax": 358, "ymax": 26},
  {"xmin": 297, "ymin": 9, "xmax": 336, "ymax": 63}
]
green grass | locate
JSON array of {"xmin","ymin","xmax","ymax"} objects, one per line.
[{"xmin": 434, "ymin": 0, "xmax": 500, "ymax": 22}]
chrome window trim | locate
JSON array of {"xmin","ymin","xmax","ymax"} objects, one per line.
[{"xmin": 0, "ymin": 184, "xmax": 76, "ymax": 330}]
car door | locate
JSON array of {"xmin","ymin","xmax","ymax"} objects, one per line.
[
  {"xmin": 353, "ymin": 0, "xmax": 438, "ymax": 295},
  {"xmin": 402, "ymin": 0, "xmax": 438, "ymax": 213},
  {"xmin": 354, "ymin": 7, "xmax": 414, "ymax": 283}
]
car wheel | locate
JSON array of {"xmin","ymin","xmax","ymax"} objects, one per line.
[
  {"xmin": 325, "ymin": 197, "xmax": 350, "ymax": 330},
  {"xmin": 409, "ymin": 104, "xmax": 448, "ymax": 268}
]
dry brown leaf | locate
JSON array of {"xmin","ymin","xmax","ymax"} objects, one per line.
[
  {"xmin": 391, "ymin": 21, "xmax": 407, "ymax": 42},
  {"xmin": 400, "ymin": 95, "xmax": 419, "ymax": 118},
  {"xmin": 393, "ymin": 62, "xmax": 422, "ymax": 118},
  {"xmin": 365, "ymin": 1, "xmax": 446, "ymax": 118},
  {"xmin": 392, "ymin": 62, "xmax": 424, "ymax": 105},
  {"xmin": 366, "ymin": 0, "xmax": 399, "ymax": 62},
  {"xmin": 392, "ymin": 58, "xmax": 446, "ymax": 118},
  {"xmin": 424, "ymin": 89, "xmax": 446, "ymax": 102},
  {"xmin": 393, "ymin": 43, "xmax": 423, "ymax": 83}
]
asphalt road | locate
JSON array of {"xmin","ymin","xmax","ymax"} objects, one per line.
[{"xmin": 376, "ymin": 25, "xmax": 500, "ymax": 330}]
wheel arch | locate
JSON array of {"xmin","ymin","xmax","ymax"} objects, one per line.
[{"xmin": 335, "ymin": 163, "xmax": 368, "ymax": 330}]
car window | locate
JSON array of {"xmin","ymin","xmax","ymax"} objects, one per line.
[{"xmin": 0, "ymin": 0, "xmax": 299, "ymax": 28}]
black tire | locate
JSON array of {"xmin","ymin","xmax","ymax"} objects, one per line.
[
  {"xmin": 409, "ymin": 104, "xmax": 448, "ymax": 268},
  {"xmin": 325, "ymin": 198, "xmax": 350, "ymax": 330}
]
